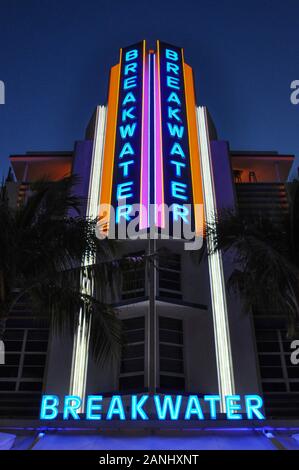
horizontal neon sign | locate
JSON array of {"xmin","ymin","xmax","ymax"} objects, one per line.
[{"xmin": 40, "ymin": 394, "xmax": 265, "ymax": 421}]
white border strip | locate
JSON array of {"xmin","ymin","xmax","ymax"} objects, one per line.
[
  {"xmin": 197, "ymin": 106, "xmax": 235, "ymax": 409},
  {"xmin": 69, "ymin": 106, "xmax": 107, "ymax": 408}
]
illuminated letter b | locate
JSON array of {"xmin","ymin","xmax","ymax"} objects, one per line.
[
  {"xmin": 126, "ymin": 49, "xmax": 138, "ymax": 62},
  {"xmin": 40, "ymin": 395, "xmax": 59, "ymax": 420},
  {"xmin": 165, "ymin": 49, "xmax": 178, "ymax": 61}
]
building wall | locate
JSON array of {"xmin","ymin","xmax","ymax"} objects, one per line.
[
  {"xmin": 4, "ymin": 118, "xmax": 296, "ymax": 419},
  {"xmin": 84, "ymin": 238, "xmax": 219, "ymax": 397},
  {"xmin": 210, "ymin": 140, "xmax": 261, "ymax": 396},
  {"xmin": 42, "ymin": 139, "xmax": 263, "ymax": 404}
]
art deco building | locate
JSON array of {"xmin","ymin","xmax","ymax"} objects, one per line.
[{"xmin": 1, "ymin": 41, "xmax": 298, "ymax": 442}]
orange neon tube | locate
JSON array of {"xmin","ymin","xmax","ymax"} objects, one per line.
[
  {"xmin": 183, "ymin": 61, "xmax": 205, "ymax": 236},
  {"xmin": 99, "ymin": 55, "xmax": 122, "ymax": 229}
]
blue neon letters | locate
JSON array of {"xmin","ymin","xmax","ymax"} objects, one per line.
[
  {"xmin": 40, "ymin": 394, "xmax": 265, "ymax": 421},
  {"xmin": 113, "ymin": 42, "xmax": 144, "ymax": 225},
  {"xmin": 158, "ymin": 42, "xmax": 194, "ymax": 233}
]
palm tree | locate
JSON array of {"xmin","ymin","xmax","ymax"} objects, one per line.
[
  {"xmin": 0, "ymin": 176, "xmax": 122, "ymax": 365},
  {"xmin": 207, "ymin": 180, "xmax": 299, "ymax": 336}
]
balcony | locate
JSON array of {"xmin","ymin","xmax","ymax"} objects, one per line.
[
  {"xmin": 231, "ymin": 152, "xmax": 294, "ymax": 185},
  {"xmin": 235, "ymin": 182, "xmax": 289, "ymax": 222},
  {"xmin": 231, "ymin": 152, "xmax": 294, "ymax": 221}
]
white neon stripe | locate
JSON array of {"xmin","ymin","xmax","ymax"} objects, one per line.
[
  {"xmin": 148, "ymin": 53, "xmax": 151, "ymax": 226},
  {"xmin": 87, "ymin": 106, "xmax": 107, "ymax": 220},
  {"xmin": 197, "ymin": 106, "xmax": 235, "ymax": 410},
  {"xmin": 69, "ymin": 106, "xmax": 107, "ymax": 410},
  {"xmin": 153, "ymin": 53, "xmax": 157, "ymax": 221}
]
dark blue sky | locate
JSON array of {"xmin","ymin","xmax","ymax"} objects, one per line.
[{"xmin": 0, "ymin": 0, "xmax": 298, "ymax": 180}]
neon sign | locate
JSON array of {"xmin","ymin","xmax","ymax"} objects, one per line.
[
  {"xmin": 99, "ymin": 41, "xmax": 204, "ymax": 238},
  {"xmin": 111, "ymin": 41, "xmax": 146, "ymax": 232},
  {"xmin": 156, "ymin": 42, "xmax": 195, "ymax": 235},
  {"xmin": 40, "ymin": 394, "xmax": 265, "ymax": 421}
]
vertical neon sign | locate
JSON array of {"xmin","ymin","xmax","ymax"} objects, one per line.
[
  {"xmin": 109, "ymin": 41, "xmax": 147, "ymax": 232},
  {"xmin": 156, "ymin": 41, "xmax": 195, "ymax": 236},
  {"xmin": 100, "ymin": 41, "xmax": 204, "ymax": 238}
]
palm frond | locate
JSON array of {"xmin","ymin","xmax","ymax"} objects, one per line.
[
  {"xmin": 89, "ymin": 302, "xmax": 123, "ymax": 366},
  {"xmin": 0, "ymin": 176, "xmax": 125, "ymax": 364},
  {"xmin": 206, "ymin": 209, "xmax": 299, "ymax": 335}
]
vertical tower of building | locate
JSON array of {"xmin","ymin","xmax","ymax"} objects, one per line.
[{"xmin": 69, "ymin": 41, "xmax": 236, "ymax": 410}]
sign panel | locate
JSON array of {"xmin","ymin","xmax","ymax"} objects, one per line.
[
  {"xmin": 110, "ymin": 41, "xmax": 146, "ymax": 235},
  {"xmin": 156, "ymin": 41, "xmax": 195, "ymax": 237}
]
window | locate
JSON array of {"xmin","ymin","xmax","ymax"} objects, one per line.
[
  {"xmin": 256, "ymin": 327, "xmax": 299, "ymax": 391},
  {"xmin": 0, "ymin": 300, "xmax": 49, "ymax": 418},
  {"xmin": 255, "ymin": 318, "xmax": 299, "ymax": 417},
  {"xmin": 158, "ymin": 253, "xmax": 182, "ymax": 300},
  {"xmin": 121, "ymin": 252, "xmax": 146, "ymax": 300},
  {"xmin": 159, "ymin": 316, "xmax": 185, "ymax": 391},
  {"xmin": 119, "ymin": 317, "xmax": 145, "ymax": 392}
]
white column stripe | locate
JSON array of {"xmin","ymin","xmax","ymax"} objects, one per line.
[{"xmin": 197, "ymin": 106, "xmax": 235, "ymax": 410}]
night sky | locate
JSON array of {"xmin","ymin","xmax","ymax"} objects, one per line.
[{"xmin": 0, "ymin": 0, "xmax": 298, "ymax": 180}]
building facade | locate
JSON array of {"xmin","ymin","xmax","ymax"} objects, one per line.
[{"xmin": 1, "ymin": 41, "xmax": 299, "ymax": 448}]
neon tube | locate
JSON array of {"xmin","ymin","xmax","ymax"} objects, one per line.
[
  {"xmin": 140, "ymin": 42, "xmax": 150, "ymax": 229},
  {"xmin": 197, "ymin": 106, "xmax": 235, "ymax": 411},
  {"xmin": 154, "ymin": 45, "xmax": 164, "ymax": 228}
]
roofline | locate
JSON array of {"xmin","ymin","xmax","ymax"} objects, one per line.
[{"xmin": 230, "ymin": 150, "xmax": 294, "ymax": 159}]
